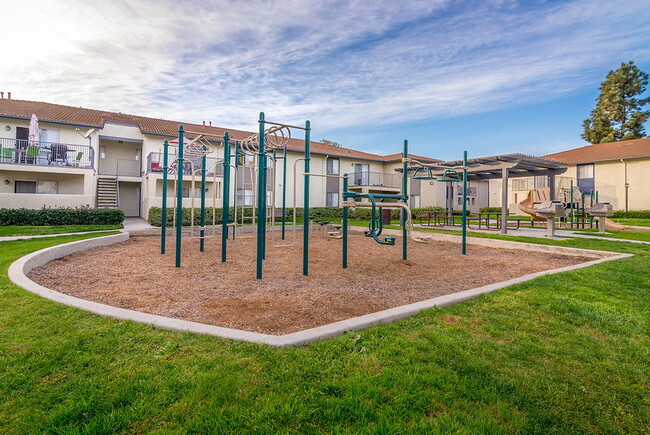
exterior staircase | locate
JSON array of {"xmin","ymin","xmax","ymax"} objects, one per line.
[{"xmin": 97, "ymin": 176, "xmax": 119, "ymax": 209}]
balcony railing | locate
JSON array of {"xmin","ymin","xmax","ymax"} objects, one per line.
[
  {"xmin": 116, "ymin": 159, "xmax": 142, "ymax": 177},
  {"xmin": 0, "ymin": 137, "xmax": 94, "ymax": 169},
  {"xmin": 349, "ymin": 171, "xmax": 400, "ymax": 188},
  {"xmin": 146, "ymin": 152, "xmax": 224, "ymax": 176}
]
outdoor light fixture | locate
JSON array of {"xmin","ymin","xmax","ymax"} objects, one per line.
[
  {"xmin": 4, "ymin": 179, "xmax": 9, "ymax": 185},
  {"xmin": 5, "ymin": 125, "xmax": 10, "ymax": 131}
]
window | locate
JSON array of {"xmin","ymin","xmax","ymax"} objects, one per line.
[
  {"xmin": 353, "ymin": 163, "xmax": 369, "ymax": 185},
  {"xmin": 512, "ymin": 179, "xmax": 533, "ymax": 191},
  {"xmin": 326, "ymin": 192, "xmax": 339, "ymax": 207},
  {"xmin": 327, "ymin": 158, "xmax": 340, "ymax": 175},
  {"xmin": 237, "ymin": 189, "xmax": 254, "ymax": 206},
  {"xmin": 39, "ymin": 128, "xmax": 60, "ymax": 144},
  {"xmin": 238, "ymin": 154, "xmax": 255, "ymax": 166},
  {"xmin": 181, "ymin": 187, "xmax": 202, "ymax": 198},
  {"xmin": 577, "ymin": 164, "xmax": 595, "ymax": 194},
  {"xmin": 15, "ymin": 180, "xmax": 36, "ymax": 193},
  {"xmin": 534, "ymin": 176, "xmax": 549, "ymax": 189},
  {"xmin": 577, "ymin": 164, "xmax": 594, "ymax": 179},
  {"xmin": 15, "ymin": 180, "xmax": 58, "ymax": 194}
]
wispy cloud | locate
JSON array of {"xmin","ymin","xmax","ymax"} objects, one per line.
[{"xmin": 2, "ymin": 0, "xmax": 650, "ymax": 142}]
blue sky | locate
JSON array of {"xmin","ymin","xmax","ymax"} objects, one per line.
[{"xmin": 3, "ymin": 0, "xmax": 650, "ymax": 160}]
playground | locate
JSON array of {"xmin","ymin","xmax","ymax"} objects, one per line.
[{"xmin": 28, "ymin": 231, "xmax": 597, "ymax": 334}]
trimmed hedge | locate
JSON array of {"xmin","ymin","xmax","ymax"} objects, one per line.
[
  {"xmin": 480, "ymin": 207, "xmax": 503, "ymax": 213},
  {"xmin": 148, "ymin": 204, "xmax": 441, "ymax": 227},
  {"xmin": 0, "ymin": 207, "xmax": 124, "ymax": 226},
  {"xmin": 612, "ymin": 210, "xmax": 650, "ymax": 219}
]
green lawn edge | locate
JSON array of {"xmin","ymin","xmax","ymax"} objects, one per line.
[{"xmin": 0, "ymin": 232, "xmax": 648, "ymax": 433}]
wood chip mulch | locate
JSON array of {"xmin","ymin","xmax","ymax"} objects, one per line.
[{"xmin": 28, "ymin": 233, "xmax": 597, "ymax": 334}]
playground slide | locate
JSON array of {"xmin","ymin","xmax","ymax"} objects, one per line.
[
  {"xmin": 605, "ymin": 218, "xmax": 628, "ymax": 231},
  {"xmin": 518, "ymin": 189, "xmax": 547, "ymax": 222}
]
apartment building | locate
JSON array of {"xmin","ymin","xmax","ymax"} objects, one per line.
[{"xmin": 0, "ymin": 97, "xmax": 444, "ymax": 218}]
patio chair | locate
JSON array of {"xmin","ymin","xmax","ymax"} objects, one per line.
[
  {"xmin": 25, "ymin": 145, "xmax": 40, "ymax": 164},
  {"xmin": 1, "ymin": 147, "xmax": 13, "ymax": 163},
  {"xmin": 72, "ymin": 151, "xmax": 84, "ymax": 166}
]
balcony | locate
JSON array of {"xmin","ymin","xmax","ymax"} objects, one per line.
[
  {"xmin": 349, "ymin": 171, "xmax": 400, "ymax": 188},
  {"xmin": 0, "ymin": 137, "xmax": 94, "ymax": 169},
  {"xmin": 146, "ymin": 152, "xmax": 224, "ymax": 177}
]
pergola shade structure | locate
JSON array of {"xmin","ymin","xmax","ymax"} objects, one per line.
[{"xmin": 430, "ymin": 154, "xmax": 568, "ymax": 234}]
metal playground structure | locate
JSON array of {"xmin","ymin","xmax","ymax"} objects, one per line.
[{"xmin": 160, "ymin": 113, "xmax": 470, "ymax": 279}]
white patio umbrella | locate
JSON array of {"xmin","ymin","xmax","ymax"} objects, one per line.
[{"xmin": 28, "ymin": 113, "xmax": 39, "ymax": 145}]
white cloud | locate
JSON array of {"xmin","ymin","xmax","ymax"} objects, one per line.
[{"xmin": 1, "ymin": 0, "xmax": 649, "ymax": 140}]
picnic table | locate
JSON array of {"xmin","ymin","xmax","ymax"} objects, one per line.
[
  {"xmin": 466, "ymin": 212, "xmax": 522, "ymax": 231},
  {"xmin": 416, "ymin": 210, "xmax": 465, "ymax": 227}
]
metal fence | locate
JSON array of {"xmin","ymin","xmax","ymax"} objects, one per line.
[
  {"xmin": 0, "ymin": 137, "xmax": 93, "ymax": 168},
  {"xmin": 146, "ymin": 152, "xmax": 224, "ymax": 176}
]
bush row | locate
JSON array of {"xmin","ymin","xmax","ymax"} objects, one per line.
[
  {"xmin": 480, "ymin": 207, "xmax": 503, "ymax": 213},
  {"xmin": 148, "ymin": 205, "xmax": 446, "ymax": 227},
  {"xmin": 611, "ymin": 210, "xmax": 650, "ymax": 219},
  {"xmin": 0, "ymin": 207, "xmax": 125, "ymax": 226}
]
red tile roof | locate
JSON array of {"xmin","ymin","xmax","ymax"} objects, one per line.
[
  {"xmin": 0, "ymin": 98, "xmax": 404, "ymax": 162},
  {"xmin": 543, "ymin": 137, "xmax": 650, "ymax": 164}
]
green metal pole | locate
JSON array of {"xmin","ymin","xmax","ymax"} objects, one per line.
[
  {"xmin": 461, "ymin": 151, "xmax": 468, "ymax": 255},
  {"xmin": 342, "ymin": 174, "xmax": 348, "ymax": 269},
  {"xmin": 256, "ymin": 113, "xmax": 266, "ymax": 279},
  {"xmin": 161, "ymin": 139, "xmax": 169, "ymax": 254},
  {"xmin": 303, "ymin": 120, "xmax": 311, "ymax": 276},
  {"xmin": 281, "ymin": 146, "xmax": 287, "ymax": 240},
  {"xmin": 200, "ymin": 154, "xmax": 207, "ymax": 252},
  {"xmin": 175, "ymin": 126, "xmax": 184, "ymax": 267},
  {"xmin": 570, "ymin": 179, "xmax": 574, "ymax": 229},
  {"xmin": 221, "ymin": 132, "xmax": 230, "ymax": 262},
  {"xmin": 401, "ymin": 140, "xmax": 408, "ymax": 261}
]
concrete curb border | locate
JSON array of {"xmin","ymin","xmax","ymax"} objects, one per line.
[{"xmin": 8, "ymin": 233, "xmax": 632, "ymax": 347}]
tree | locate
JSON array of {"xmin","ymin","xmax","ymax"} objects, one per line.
[
  {"xmin": 321, "ymin": 139, "xmax": 343, "ymax": 147},
  {"xmin": 582, "ymin": 61, "xmax": 650, "ymax": 144}
]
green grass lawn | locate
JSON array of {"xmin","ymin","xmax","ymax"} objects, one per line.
[
  {"xmin": 0, "ymin": 224, "xmax": 123, "ymax": 237},
  {"xmin": 1, "ymin": 232, "xmax": 649, "ymax": 433},
  {"xmin": 611, "ymin": 218, "xmax": 650, "ymax": 227}
]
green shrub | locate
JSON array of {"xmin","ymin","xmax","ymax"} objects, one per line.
[
  {"xmin": 411, "ymin": 206, "xmax": 445, "ymax": 218},
  {"xmin": 480, "ymin": 207, "xmax": 503, "ymax": 213},
  {"xmin": 611, "ymin": 210, "xmax": 650, "ymax": 219},
  {"xmin": 0, "ymin": 207, "xmax": 124, "ymax": 226}
]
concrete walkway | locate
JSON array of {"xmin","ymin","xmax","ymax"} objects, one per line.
[
  {"xmin": 122, "ymin": 217, "xmax": 156, "ymax": 231},
  {"xmin": 0, "ymin": 217, "xmax": 155, "ymax": 242},
  {"xmin": 412, "ymin": 224, "xmax": 650, "ymax": 245}
]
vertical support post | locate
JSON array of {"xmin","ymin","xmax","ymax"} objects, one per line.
[
  {"xmin": 342, "ymin": 174, "xmax": 348, "ymax": 269},
  {"xmin": 461, "ymin": 151, "xmax": 468, "ymax": 254},
  {"xmin": 221, "ymin": 132, "xmax": 230, "ymax": 262},
  {"xmin": 256, "ymin": 113, "xmax": 266, "ymax": 279},
  {"xmin": 281, "ymin": 146, "xmax": 288, "ymax": 240},
  {"xmin": 303, "ymin": 120, "xmax": 311, "ymax": 276},
  {"xmin": 199, "ymin": 154, "xmax": 207, "ymax": 252},
  {"xmin": 547, "ymin": 218, "xmax": 555, "ymax": 238},
  {"xmin": 570, "ymin": 179, "xmax": 574, "ymax": 229},
  {"xmin": 549, "ymin": 174, "xmax": 556, "ymax": 200},
  {"xmin": 401, "ymin": 140, "xmax": 408, "ymax": 261},
  {"xmin": 589, "ymin": 189, "xmax": 594, "ymax": 229},
  {"xmin": 175, "ymin": 126, "xmax": 184, "ymax": 267},
  {"xmin": 500, "ymin": 167, "xmax": 509, "ymax": 235},
  {"xmin": 161, "ymin": 139, "xmax": 169, "ymax": 254}
]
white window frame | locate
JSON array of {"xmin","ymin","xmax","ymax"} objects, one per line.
[{"xmin": 326, "ymin": 192, "xmax": 339, "ymax": 207}]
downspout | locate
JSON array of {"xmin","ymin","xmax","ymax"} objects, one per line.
[{"xmin": 621, "ymin": 159, "xmax": 629, "ymax": 216}]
